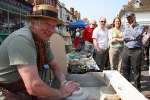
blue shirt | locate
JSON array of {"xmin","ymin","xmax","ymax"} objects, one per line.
[{"xmin": 123, "ymin": 23, "xmax": 144, "ymax": 48}]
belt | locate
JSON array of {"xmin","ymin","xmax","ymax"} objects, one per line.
[
  {"xmin": 0, "ymin": 80, "xmax": 38, "ymax": 100},
  {"xmin": 125, "ymin": 46, "xmax": 141, "ymax": 50},
  {"xmin": 0, "ymin": 79, "xmax": 26, "ymax": 92}
]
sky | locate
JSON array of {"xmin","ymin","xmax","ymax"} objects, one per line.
[{"xmin": 59, "ymin": 0, "xmax": 128, "ymax": 24}]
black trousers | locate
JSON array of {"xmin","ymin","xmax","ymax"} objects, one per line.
[{"xmin": 122, "ymin": 47, "xmax": 142, "ymax": 91}]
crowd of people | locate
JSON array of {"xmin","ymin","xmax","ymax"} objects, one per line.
[{"xmin": 72, "ymin": 12, "xmax": 150, "ymax": 91}]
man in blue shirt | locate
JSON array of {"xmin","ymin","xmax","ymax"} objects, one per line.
[{"xmin": 122, "ymin": 12, "xmax": 144, "ymax": 91}]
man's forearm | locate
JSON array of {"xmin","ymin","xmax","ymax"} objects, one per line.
[
  {"xmin": 53, "ymin": 66, "xmax": 66, "ymax": 85},
  {"xmin": 116, "ymin": 38, "xmax": 123, "ymax": 42},
  {"xmin": 32, "ymin": 79, "xmax": 62, "ymax": 98},
  {"xmin": 49, "ymin": 60, "xmax": 66, "ymax": 86},
  {"xmin": 17, "ymin": 65, "xmax": 63, "ymax": 99},
  {"xmin": 93, "ymin": 39, "xmax": 100, "ymax": 51},
  {"xmin": 124, "ymin": 38, "xmax": 135, "ymax": 43}
]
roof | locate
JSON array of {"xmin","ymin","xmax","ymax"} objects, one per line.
[{"xmin": 119, "ymin": 0, "xmax": 150, "ymax": 17}]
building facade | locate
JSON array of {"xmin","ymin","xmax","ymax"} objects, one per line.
[
  {"xmin": 0, "ymin": 0, "xmax": 32, "ymax": 44},
  {"xmin": 0, "ymin": 0, "xmax": 81, "ymax": 45},
  {"xmin": 119, "ymin": 0, "xmax": 150, "ymax": 26}
]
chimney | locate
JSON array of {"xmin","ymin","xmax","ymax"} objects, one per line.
[
  {"xmin": 128, "ymin": 0, "xmax": 135, "ymax": 3},
  {"xmin": 128, "ymin": 0, "xmax": 132, "ymax": 3}
]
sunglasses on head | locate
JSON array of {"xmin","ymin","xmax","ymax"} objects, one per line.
[{"xmin": 91, "ymin": 23, "xmax": 96, "ymax": 25}]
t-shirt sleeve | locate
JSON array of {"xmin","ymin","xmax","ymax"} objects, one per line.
[
  {"xmin": 108, "ymin": 29, "xmax": 112, "ymax": 45},
  {"xmin": 7, "ymin": 36, "xmax": 37, "ymax": 65},
  {"xmin": 92, "ymin": 28, "xmax": 97, "ymax": 39},
  {"xmin": 45, "ymin": 41, "xmax": 54, "ymax": 62},
  {"xmin": 108, "ymin": 29, "xmax": 112, "ymax": 40}
]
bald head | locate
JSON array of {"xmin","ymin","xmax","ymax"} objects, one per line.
[
  {"xmin": 89, "ymin": 19, "xmax": 96, "ymax": 25},
  {"xmin": 99, "ymin": 16, "xmax": 106, "ymax": 28},
  {"xmin": 89, "ymin": 19, "xmax": 97, "ymax": 28},
  {"xmin": 99, "ymin": 17, "xmax": 106, "ymax": 22}
]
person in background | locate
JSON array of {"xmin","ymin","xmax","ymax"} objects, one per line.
[
  {"xmin": 142, "ymin": 26, "xmax": 150, "ymax": 69},
  {"xmin": 122, "ymin": 12, "xmax": 144, "ymax": 91},
  {"xmin": 73, "ymin": 28, "xmax": 81, "ymax": 49},
  {"xmin": 82, "ymin": 19, "xmax": 97, "ymax": 56},
  {"xmin": 92, "ymin": 17, "xmax": 109, "ymax": 71},
  {"xmin": 0, "ymin": 3, "xmax": 79, "ymax": 100},
  {"xmin": 65, "ymin": 30, "xmax": 72, "ymax": 53},
  {"xmin": 108, "ymin": 17, "xmax": 124, "ymax": 72}
]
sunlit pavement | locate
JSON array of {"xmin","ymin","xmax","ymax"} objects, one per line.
[{"xmin": 141, "ymin": 69, "xmax": 150, "ymax": 99}]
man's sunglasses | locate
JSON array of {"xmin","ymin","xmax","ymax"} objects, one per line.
[{"xmin": 100, "ymin": 21, "xmax": 106, "ymax": 23}]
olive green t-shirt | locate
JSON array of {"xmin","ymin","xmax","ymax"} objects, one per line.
[
  {"xmin": 109, "ymin": 28, "xmax": 123, "ymax": 48},
  {"xmin": 0, "ymin": 25, "xmax": 54, "ymax": 83}
]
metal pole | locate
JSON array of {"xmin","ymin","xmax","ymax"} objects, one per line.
[
  {"xmin": 7, "ymin": 8, "xmax": 10, "ymax": 34},
  {"xmin": 149, "ymin": 47, "xmax": 150, "ymax": 75}
]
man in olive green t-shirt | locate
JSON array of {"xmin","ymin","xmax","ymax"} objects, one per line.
[{"xmin": 0, "ymin": 4, "xmax": 79, "ymax": 100}]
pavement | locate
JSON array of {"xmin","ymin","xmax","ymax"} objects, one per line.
[{"xmin": 141, "ymin": 69, "xmax": 150, "ymax": 99}]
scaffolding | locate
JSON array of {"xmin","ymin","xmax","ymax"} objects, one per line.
[{"xmin": 33, "ymin": 0, "xmax": 58, "ymax": 7}]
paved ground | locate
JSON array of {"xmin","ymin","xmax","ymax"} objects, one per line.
[{"xmin": 141, "ymin": 69, "xmax": 150, "ymax": 99}]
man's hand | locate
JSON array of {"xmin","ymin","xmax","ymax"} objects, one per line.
[
  {"xmin": 124, "ymin": 37, "xmax": 135, "ymax": 43},
  {"xmin": 96, "ymin": 48, "xmax": 100, "ymax": 52},
  {"xmin": 147, "ymin": 33, "xmax": 150, "ymax": 39},
  {"xmin": 59, "ymin": 81, "xmax": 80, "ymax": 98}
]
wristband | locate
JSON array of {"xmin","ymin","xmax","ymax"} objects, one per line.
[{"xmin": 62, "ymin": 80, "xmax": 68, "ymax": 85}]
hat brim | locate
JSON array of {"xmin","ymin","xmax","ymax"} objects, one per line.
[
  {"xmin": 26, "ymin": 15, "xmax": 58, "ymax": 21},
  {"xmin": 126, "ymin": 12, "xmax": 135, "ymax": 18},
  {"xmin": 126, "ymin": 15, "xmax": 133, "ymax": 18}
]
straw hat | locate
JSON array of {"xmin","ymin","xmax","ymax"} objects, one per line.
[{"xmin": 27, "ymin": 1, "xmax": 58, "ymax": 21}]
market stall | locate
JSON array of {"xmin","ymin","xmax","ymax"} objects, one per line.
[{"xmin": 68, "ymin": 20, "xmax": 87, "ymax": 29}]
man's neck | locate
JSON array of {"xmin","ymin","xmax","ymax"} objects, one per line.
[
  {"xmin": 31, "ymin": 30, "xmax": 43, "ymax": 42},
  {"xmin": 99, "ymin": 26, "xmax": 105, "ymax": 30},
  {"xmin": 130, "ymin": 22, "xmax": 137, "ymax": 28}
]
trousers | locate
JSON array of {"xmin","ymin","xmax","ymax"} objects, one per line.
[{"xmin": 122, "ymin": 47, "xmax": 142, "ymax": 91}]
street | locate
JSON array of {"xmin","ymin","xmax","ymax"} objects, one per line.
[{"xmin": 141, "ymin": 69, "xmax": 150, "ymax": 99}]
